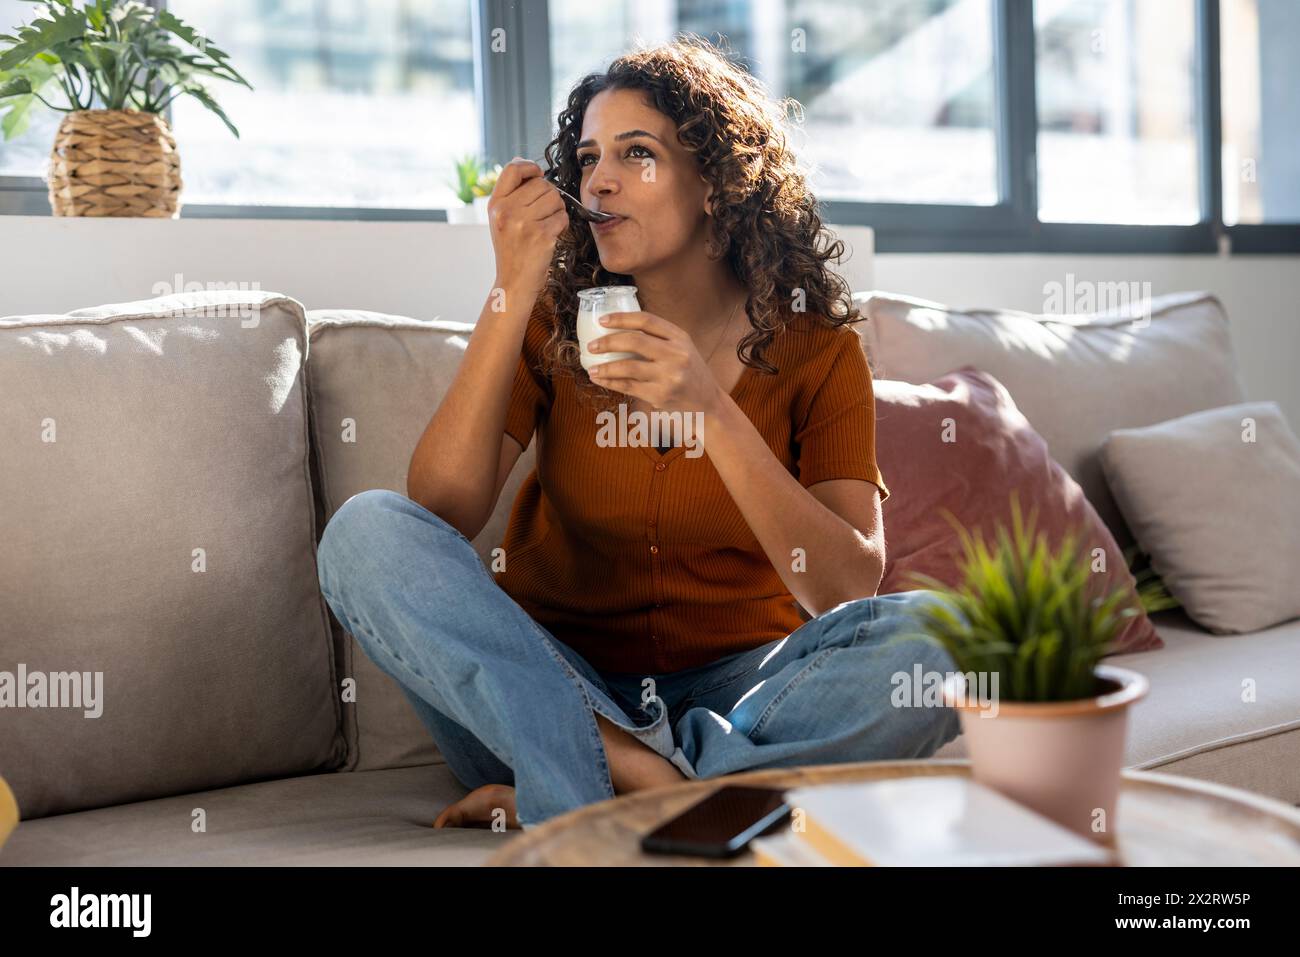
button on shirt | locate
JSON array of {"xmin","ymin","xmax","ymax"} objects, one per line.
[{"xmin": 493, "ymin": 297, "xmax": 890, "ymax": 675}]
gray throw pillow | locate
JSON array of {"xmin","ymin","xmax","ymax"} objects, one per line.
[{"xmin": 1100, "ymin": 401, "xmax": 1300, "ymax": 634}]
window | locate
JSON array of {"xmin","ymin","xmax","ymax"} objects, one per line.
[
  {"xmin": 166, "ymin": 0, "xmax": 478, "ymax": 208},
  {"xmin": 2, "ymin": 0, "xmax": 1298, "ymax": 253},
  {"xmin": 1220, "ymin": 0, "xmax": 1300, "ymax": 224},
  {"xmin": 1034, "ymin": 0, "xmax": 1200, "ymax": 225},
  {"xmin": 549, "ymin": 0, "xmax": 999, "ymax": 206},
  {"xmin": 0, "ymin": 0, "xmax": 64, "ymax": 179}
]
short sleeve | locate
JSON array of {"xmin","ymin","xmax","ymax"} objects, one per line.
[
  {"xmin": 794, "ymin": 329, "xmax": 890, "ymax": 502},
  {"xmin": 502, "ymin": 298, "xmax": 554, "ymax": 449}
]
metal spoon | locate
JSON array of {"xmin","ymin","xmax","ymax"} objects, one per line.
[{"xmin": 536, "ymin": 162, "xmax": 617, "ymax": 223}]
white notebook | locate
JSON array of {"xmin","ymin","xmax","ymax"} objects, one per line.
[
  {"xmin": 754, "ymin": 776, "xmax": 1116, "ymax": 867},
  {"xmin": 751, "ymin": 829, "xmax": 837, "ymax": 867}
]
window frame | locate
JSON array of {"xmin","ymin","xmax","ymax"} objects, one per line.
[{"xmin": 0, "ymin": 0, "xmax": 1296, "ymax": 253}]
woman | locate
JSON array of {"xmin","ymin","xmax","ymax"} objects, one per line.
[{"xmin": 317, "ymin": 37, "xmax": 961, "ymax": 831}]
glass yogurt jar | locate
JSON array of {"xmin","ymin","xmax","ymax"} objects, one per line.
[{"xmin": 577, "ymin": 285, "xmax": 642, "ymax": 372}]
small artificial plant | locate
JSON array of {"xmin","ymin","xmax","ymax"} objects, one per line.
[
  {"xmin": 0, "ymin": 0, "xmax": 251, "ymax": 141},
  {"xmin": 472, "ymin": 161, "xmax": 501, "ymax": 197},
  {"xmin": 899, "ymin": 491, "xmax": 1179, "ymax": 703},
  {"xmin": 449, "ymin": 153, "xmax": 501, "ymax": 204}
]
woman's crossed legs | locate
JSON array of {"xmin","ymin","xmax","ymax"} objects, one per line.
[{"xmin": 316, "ymin": 489, "xmax": 961, "ymax": 830}]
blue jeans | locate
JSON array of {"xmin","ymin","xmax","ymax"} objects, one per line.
[{"xmin": 316, "ymin": 489, "xmax": 962, "ymax": 829}]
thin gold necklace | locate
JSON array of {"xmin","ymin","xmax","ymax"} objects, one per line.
[{"xmin": 703, "ymin": 294, "xmax": 745, "ymax": 365}]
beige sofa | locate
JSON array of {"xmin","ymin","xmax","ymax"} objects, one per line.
[{"xmin": 1, "ymin": 287, "xmax": 1296, "ymax": 866}]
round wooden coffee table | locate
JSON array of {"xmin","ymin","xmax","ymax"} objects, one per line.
[{"xmin": 485, "ymin": 759, "xmax": 1300, "ymax": 866}]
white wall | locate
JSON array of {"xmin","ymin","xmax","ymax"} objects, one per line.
[
  {"xmin": 3, "ymin": 217, "xmax": 505, "ymax": 324},
  {"xmin": 3, "ymin": 215, "xmax": 1296, "ymax": 424},
  {"xmin": 0, "ymin": 216, "xmax": 874, "ymax": 324}
]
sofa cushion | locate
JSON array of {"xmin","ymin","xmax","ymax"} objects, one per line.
[
  {"xmin": 0, "ymin": 764, "xmax": 503, "ymax": 865},
  {"xmin": 934, "ymin": 607, "xmax": 1300, "ymax": 805},
  {"xmin": 854, "ymin": 290, "xmax": 1246, "ymax": 549},
  {"xmin": 1100, "ymin": 401, "xmax": 1300, "ymax": 634},
  {"xmin": 0, "ymin": 291, "xmax": 343, "ymax": 820},
  {"xmin": 305, "ymin": 309, "xmax": 537, "ymax": 772},
  {"xmin": 873, "ymin": 368, "xmax": 1160, "ymax": 654}
]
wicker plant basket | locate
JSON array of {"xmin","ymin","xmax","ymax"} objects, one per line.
[{"xmin": 47, "ymin": 109, "xmax": 183, "ymax": 217}]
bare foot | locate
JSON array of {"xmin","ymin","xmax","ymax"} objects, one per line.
[
  {"xmin": 595, "ymin": 712, "xmax": 688, "ymax": 793},
  {"xmin": 433, "ymin": 783, "xmax": 522, "ymax": 830}
]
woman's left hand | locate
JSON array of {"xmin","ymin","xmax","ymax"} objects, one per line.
[{"xmin": 587, "ymin": 310, "xmax": 724, "ymax": 414}]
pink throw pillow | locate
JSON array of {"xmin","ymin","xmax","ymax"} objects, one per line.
[{"xmin": 874, "ymin": 367, "xmax": 1161, "ymax": 655}]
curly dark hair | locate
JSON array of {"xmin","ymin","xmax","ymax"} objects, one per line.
[{"xmin": 535, "ymin": 34, "xmax": 861, "ymax": 414}]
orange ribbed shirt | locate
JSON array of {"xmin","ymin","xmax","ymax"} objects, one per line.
[{"xmin": 494, "ymin": 298, "xmax": 890, "ymax": 675}]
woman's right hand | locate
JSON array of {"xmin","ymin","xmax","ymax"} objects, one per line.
[{"xmin": 488, "ymin": 157, "xmax": 568, "ymax": 301}]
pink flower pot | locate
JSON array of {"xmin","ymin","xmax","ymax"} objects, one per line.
[{"xmin": 942, "ymin": 665, "xmax": 1149, "ymax": 846}]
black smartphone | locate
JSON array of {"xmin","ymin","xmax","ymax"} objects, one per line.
[{"xmin": 640, "ymin": 785, "xmax": 792, "ymax": 859}]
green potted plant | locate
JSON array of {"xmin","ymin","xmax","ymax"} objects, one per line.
[
  {"xmin": 898, "ymin": 491, "xmax": 1178, "ymax": 846},
  {"xmin": 0, "ymin": 0, "xmax": 250, "ymax": 217},
  {"xmin": 446, "ymin": 153, "xmax": 500, "ymax": 224}
]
